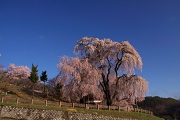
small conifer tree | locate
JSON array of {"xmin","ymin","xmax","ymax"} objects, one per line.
[
  {"xmin": 29, "ymin": 64, "xmax": 39, "ymax": 98},
  {"xmin": 40, "ymin": 71, "xmax": 48, "ymax": 94}
]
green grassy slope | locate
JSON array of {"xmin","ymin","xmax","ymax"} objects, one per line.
[{"xmin": 0, "ymin": 82, "xmax": 163, "ymax": 120}]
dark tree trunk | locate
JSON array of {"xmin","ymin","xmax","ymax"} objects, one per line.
[
  {"xmin": 32, "ymin": 85, "xmax": 34, "ymax": 99},
  {"xmin": 100, "ymin": 73, "xmax": 112, "ymax": 106},
  {"xmin": 105, "ymin": 88, "xmax": 112, "ymax": 106},
  {"xmin": 43, "ymin": 81, "xmax": 46, "ymax": 93}
]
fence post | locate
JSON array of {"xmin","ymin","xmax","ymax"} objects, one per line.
[
  {"xmin": 127, "ymin": 107, "xmax": 129, "ymax": 112},
  {"xmin": 97, "ymin": 105, "xmax": 99, "ymax": 110},
  {"xmin": 108, "ymin": 106, "xmax": 110, "ymax": 110},
  {"xmin": 150, "ymin": 111, "xmax": 153, "ymax": 115},
  {"xmin": 147, "ymin": 110, "xmax": 149, "ymax": 114},
  {"xmin": 72, "ymin": 103, "xmax": 74, "ymax": 108},
  {"xmin": 149, "ymin": 110, "xmax": 151, "ymax": 114},
  {"xmin": 118, "ymin": 106, "xmax": 120, "ymax": 112},
  {"xmin": 45, "ymin": 100, "xmax": 47, "ymax": 106},
  {"xmin": 1, "ymin": 97, "xmax": 4, "ymax": 103},
  {"xmin": 16, "ymin": 98, "xmax": 19, "ymax": 104},
  {"xmin": 59, "ymin": 101, "xmax": 61, "ymax": 107},
  {"xmin": 85, "ymin": 103, "xmax": 88, "ymax": 109},
  {"xmin": 31, "ymin": 99, "xmax": 33, "ymax": 105},
  {"xmin": 140, "ymin": 108, "xmax": 142, "ymax": 113}
]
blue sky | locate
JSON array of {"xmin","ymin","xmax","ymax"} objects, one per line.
[{"xmin": 0, "ymin": 0, "xmax": 180, "ymax": 99}]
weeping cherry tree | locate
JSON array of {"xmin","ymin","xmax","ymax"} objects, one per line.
[{"xmin": 74, "ymin": 37, "xmax": 148, "ymax": 105}]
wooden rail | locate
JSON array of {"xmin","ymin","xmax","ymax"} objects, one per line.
[{"xmin": 0, "ymin": 97, "xmax": 153, "ymax": 115}]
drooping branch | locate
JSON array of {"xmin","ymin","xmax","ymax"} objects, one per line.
[{"xmin": 56, "ymin": 56, "xmax": 103, "ymax": 102}]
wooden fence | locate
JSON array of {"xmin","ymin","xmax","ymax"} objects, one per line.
[{"xmin": 0, "ymin": 97, "xmax": 153, "ymax": 115}]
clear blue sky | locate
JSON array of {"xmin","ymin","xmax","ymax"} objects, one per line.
[{"xmin": 0, "ymin": 0, "xmax": 180, "ymax": 99}]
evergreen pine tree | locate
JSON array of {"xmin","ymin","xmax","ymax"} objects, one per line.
[
  {"xmin": 29, "ymin": 64, "xmax": 39, "ymax": 98},
  {"xmin": 40, "ymin": 71, "xmax": 48, "ymax": 94}
]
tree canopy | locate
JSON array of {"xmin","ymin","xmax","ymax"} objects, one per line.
[
  {"xmin": 56, "ymin": 37, "xmax": 148, "ymax": 105},
  {"xmin": 40, "ymin": 71, "xmax": 48, "ymax": 83},
  {"xmin": 7, "ymin": 63, "xmax": 30, "ymax": 81},
  {"xmin": 57, "ymin": 56, "xmax": 102, "ymax": 102}
]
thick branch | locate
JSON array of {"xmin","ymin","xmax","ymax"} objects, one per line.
[
  {"xmin": 99, "ymin": 81, "xmax": 106, "ymax": 94},
  {"xmin": 106, "ymin": 57, "xmax": 111, "ymax": 83}
]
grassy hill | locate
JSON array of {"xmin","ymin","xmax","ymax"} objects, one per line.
[
  {"xmin": 138, "ymin": 96, "xmax": 180, "ymax": 120},
  {"xmin": 0, "ymin": 81, "xmax": 163, "ymax": 120},
  {"xmin": 0, "ymin": 81, "xmax": 30, "ymax": 99}
]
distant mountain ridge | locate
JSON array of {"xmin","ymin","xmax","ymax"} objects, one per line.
[{"xmin": 138, "ymin": 96, "xmax": 180, "ymax": 120}]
